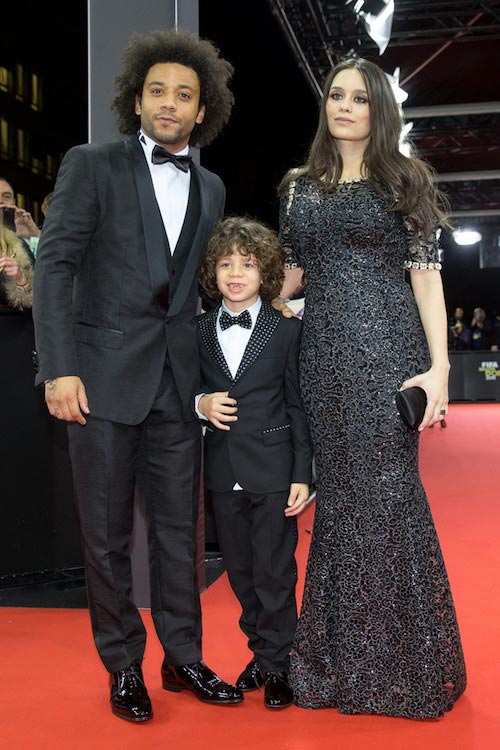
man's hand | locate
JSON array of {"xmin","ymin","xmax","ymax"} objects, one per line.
[
  {"xmin": 14, "ymin": 208, "xmax": 41, "ymax": 239},
  {"xmin": 198, "ymin": 391, "xmax": 237, "ymax": 431},
  {"xmin": 44, "ymin": 376, "xmax": 90, "ymax": 424},
  {"xmin": 284, "ymin": 483, "xmax": 309, "ymax": 516}
]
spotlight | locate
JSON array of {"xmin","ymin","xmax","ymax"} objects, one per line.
[
  {"xmin": 452, "ymin": 228, "xmax": 482, "ymax": 246},
  {"xmin": 345, "ymin": 0, "xmax": 395, "ymax": 55}
]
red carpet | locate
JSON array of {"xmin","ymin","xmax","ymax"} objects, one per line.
[{"xmin": 2, "ymin": 404, "xmax": 499, "ymax": 749}]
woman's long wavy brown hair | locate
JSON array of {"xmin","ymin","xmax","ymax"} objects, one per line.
[
  {"xmin": 112, "ymin": 28, "xmax": 234, "ymax": 147},
  {"xmin": 280, "ymin": 57, "xmax": 450, "ymax": 237},
  {"xmin": 200, "ymin": 217, "xmax": 285, "ymax": 301}
]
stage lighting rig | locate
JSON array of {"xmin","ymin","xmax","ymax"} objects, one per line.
[
  {"xmin": 347, "ymin": 1, "xmax": 386, "ymax": 13},
  {"xmin": 345, "ymin": 0, "xmax": 394, "ymax": 54}
]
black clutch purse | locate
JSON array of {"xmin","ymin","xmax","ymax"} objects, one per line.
[{"xmin": 395, "ymin": 386, "xmax": 427, "ymax": 430}]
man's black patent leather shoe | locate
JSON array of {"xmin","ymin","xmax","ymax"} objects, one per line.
[
  {"xmin": 161, "ymin": 661, "xmax": 243, "ymax": 704},
  {"xmin": 236, "ymin": 657, "xmax": 264, "ymax": 691},
  {"xmin": 109, "ymin": 661, "xmax": 153, "ymax": 722},
  {"xmin": 264, "ymin": 671, "xmax": 294, "ymax": 709}
]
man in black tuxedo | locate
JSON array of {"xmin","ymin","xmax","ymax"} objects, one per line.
[
  {"xmin": 33, "ymin": 29, "xmax": 242, "ymax": 721},
  {"xmin": 196, "ymin": 218, "xmax": 313, "ymax": 709}
]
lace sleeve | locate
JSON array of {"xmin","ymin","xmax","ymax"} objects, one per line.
[
  {"xmin": 278, "ymin": 180, "xmax": 301, "ymax": 269},
  {"xmin": 403, "ymin": 217, "xmax": 442, "ymax": 271}
]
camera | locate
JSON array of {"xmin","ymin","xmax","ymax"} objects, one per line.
[{"xmin": 1, "ymin": 206, "xmax": 16, "ymax": 232}]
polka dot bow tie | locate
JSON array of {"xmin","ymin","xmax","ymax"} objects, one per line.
[{"xmin": 219, "ymin": 309, "xmax": 252, "ymax": 331}]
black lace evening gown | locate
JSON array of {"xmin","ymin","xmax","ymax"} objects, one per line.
[{"xmin": 279, "ymin": 177, "xmax": 466, "ymax": 718}]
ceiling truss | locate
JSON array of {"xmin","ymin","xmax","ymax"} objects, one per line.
[{"xmin": 267, "ymin": 0, "xmax": 500, "ymax": 216}]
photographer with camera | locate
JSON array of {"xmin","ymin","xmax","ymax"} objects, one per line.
[
  {"xmin": 0, "ymin": 179, "xmax": 34, "ymax": 310},
  {"xmin": 470, "ymin": 306, "xmax": 492, "ymax": 350},
  {"xmin": 0, "ymin": 229, "xmax": 34, "ymax": 309},
  {"xmin": 448, "ymin": 306, "xmax": 471, "ymax": 351},
  {"xmin": 0, "ymin": 177, "xmax": 41, "ymax": 245}
]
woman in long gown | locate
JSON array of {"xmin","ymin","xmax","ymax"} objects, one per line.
[{"xmin": 277, "ymin": 57, "xmax": 466, "ymax": 719}]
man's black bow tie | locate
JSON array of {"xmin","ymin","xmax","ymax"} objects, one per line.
[
  {"xmin": 219, "ymin": 309, "xmax": 252, "ymax": 331},
  {"xmin": 151, "ymin": 144, "xmax": 192, "ymax": 172}
]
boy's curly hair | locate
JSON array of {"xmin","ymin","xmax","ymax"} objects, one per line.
[
  {"xmin": 112, "ymin": 28, "xmax": 234, "ymax": 147},
  {"xmin": 200, "ymin": 217, "xmax": 285, "ymax": 302}
]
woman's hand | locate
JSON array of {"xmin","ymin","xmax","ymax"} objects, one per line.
[
  {"xmin": 400, "ymin": 364, "xmax": 450, "ymax": 430},
  {"xmin": 14, "ymin": 208, "xmax": 41, "ymax": 239},
  {"xmin": 274, "ymin": 266, "xmax": 305, "ymax": 317},
  {"xmin": 408, "ymin": 270, "xmax": 450, "ymax": 429},
  {"xmin": 0, "ymin": 253, "xmax": 27, "ymax": 286},
  {"xmin": 271, "ymin": 297, "xmax": 295, "ymax": 318}
]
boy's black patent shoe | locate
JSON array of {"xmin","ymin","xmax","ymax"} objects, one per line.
[
  {"xmin": 110, "ymin": 661, "xmax": 153, "ymax": 722},
  {"xmin": 161, "ymin": 661, "xmax": 244, "ymax": 704},
  {"xmin": 264, "ymin": 671, "xmax": 294, "ymax": 709},
  {"xmin": 236, "ymin": 658, "xmax": 264, "ymax": 691}
]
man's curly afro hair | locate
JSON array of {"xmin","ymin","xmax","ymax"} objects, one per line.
[{"xmin": 112, "ymin": 28, "xmax": 234, "ymax": 147}]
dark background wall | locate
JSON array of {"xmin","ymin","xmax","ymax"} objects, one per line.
[
  {"xmin": 440, "ymin": 233, "xmax": 500, "ymax": 322},
  {"xmin": 199, "ymin": 2, "xmax": 317, "ymax": 226},
  {"xmin": 0, "ymin": 311, "xmax": 81, "ymax": 577},
  {"xmin": 0, "ymin": 2, "xmax": 87, "ymax": 222},
  {"xmin": 1, "ymin": 2, "xmax": 88, "ymax": 582}
]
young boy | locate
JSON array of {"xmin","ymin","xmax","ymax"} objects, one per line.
[{"xmin": 196, "ymin": 217, "xmax": 312, "ymax": 709}]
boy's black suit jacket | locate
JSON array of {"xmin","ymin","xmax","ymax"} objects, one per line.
[
  {"xmin": 33, "ymin": 135, "xmax": 225, "ymax": 424},
  {"xmin": 198, "ymin": 299, "xmax": 312, "ymax": 494}
]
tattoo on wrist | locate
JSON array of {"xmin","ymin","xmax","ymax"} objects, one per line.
[{"xmin": 45, "ymin": 379, "xmax": 57, "ymax": 392}]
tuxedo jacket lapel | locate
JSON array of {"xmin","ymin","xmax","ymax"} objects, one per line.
[
  {"xmin": 198, "ymin": 308, "xmax": 233, "ymax": 383},
  {"xmin": 167, "ymin": 161, "xmax": 210, "ymax": 319},
  {"xmin": 199, "ymin": 301, "xmax": 281, "ymax": 386},
  {"xmin": 233, "ymin": 299, "xmax": 280, "ymax": 384},
  {"xmin": 125, "ymin": 135, "xmax": 170, "ymax": 292}
]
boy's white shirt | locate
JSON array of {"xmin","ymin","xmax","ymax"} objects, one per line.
[{"xmin": 217, "ymin": 296, "xmax": 262, "ymax": 377}]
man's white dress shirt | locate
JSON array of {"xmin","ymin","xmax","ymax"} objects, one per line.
[{"xmin": 139, "ymin": 130, "xmax": 190, "ymax": 252}]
